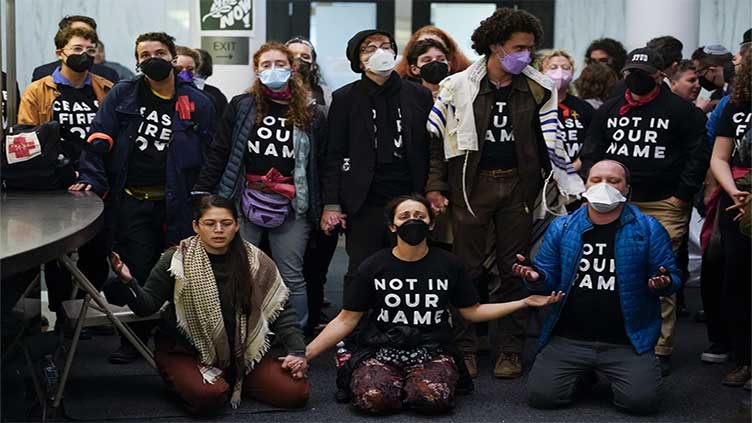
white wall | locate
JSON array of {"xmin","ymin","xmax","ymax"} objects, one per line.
[
  {"xmin": 554, "ymin": 0, "xmax": 750, "ymax": 76},
  {"xmin": 2, "ymin": 0, "xmax": 265, "ymax": 98}
]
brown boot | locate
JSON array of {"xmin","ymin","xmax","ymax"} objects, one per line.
[
  {"xmin": 494, "ymin": 352, "xmax": 522, "ymax": 379},
  {"xmin": 722, "ymin": 365, "xmax": 751, "ymax": 387},
  {"xmin": 464, "ymin": 354, "xmax": 478, "ymax": 379}
]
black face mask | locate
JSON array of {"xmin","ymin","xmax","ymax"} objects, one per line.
[
  {"xmin": 65, "ymin": 53, "xmax": 94, "ymax": 73},
  {"xmin": 395, "ymin": 219, "xmax": 430, "ymax": 246},
  {"xmin": 419, "ymin": 61, "xmax": 449, "ymax": 85},
  {"xmin": 722, "ymin": 61, "xmax": 735, "ymax": 84},
  {"xmin": 295, "ymin": 59, "xmax": 313, "ymax": 81},
  {"xmin": 139, "ymin": 57, "xmax": 173, "ymax": 81},
  {"xmin": 625, "ymin": 71, "xmax": 656, "ymax": 95},
  {"xmin": 698, "ymin": 75, "xmax": 718, "ymax": 91}
]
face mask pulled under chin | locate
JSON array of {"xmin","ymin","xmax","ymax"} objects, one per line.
[
  {"xmin": 365, "ymin": 48, "xmax": 396, "ymax": 77},
  {"xmin": 583, "ymin": 182, "xmax": 627, "ymax": 213}
]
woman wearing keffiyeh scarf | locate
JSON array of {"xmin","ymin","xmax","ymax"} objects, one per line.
[{"xmin": 104, "ymin": 195, "xmax": 309, "ymax": 415}]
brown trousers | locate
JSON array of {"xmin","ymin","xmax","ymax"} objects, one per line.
[
  {"xmin": 451, "ymin": 171, "xmax": 532, "ymax": 354},
  {"xmin": 154, "ymin": 336, "xmax": 309, "ymax": 415},
  {"xmin": 631, "ymin": 198, "xmax": 691, "ymax": 357}
]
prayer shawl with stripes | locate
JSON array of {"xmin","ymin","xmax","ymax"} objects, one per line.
[{"xmin": 427, "ymin": 58, "xmax": 585, "ymax": 216}]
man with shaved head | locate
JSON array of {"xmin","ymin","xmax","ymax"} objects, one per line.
[{"xmin": 514, "ymin": 159, "xmax": 680, "ymax": 414}]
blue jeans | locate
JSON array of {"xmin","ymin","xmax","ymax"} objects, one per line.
[{"xmin": 239, "ymin": 214, "xmax": 310, "ymax": 328}]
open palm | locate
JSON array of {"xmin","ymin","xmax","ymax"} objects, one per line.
[{"xmin": 524, "ymin": 291, "xmax": 565, "ymax": 307}]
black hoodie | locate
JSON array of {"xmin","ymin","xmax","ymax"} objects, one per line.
[{"xmin": 580, "ymin": 85, "xmax": 710, "ymax": 202}]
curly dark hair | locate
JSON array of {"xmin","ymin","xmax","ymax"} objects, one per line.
[
  {"xmin": 731, "ymin": 48, "xmax": 751, "ymax": 104},
  {"xmin": 574, "ymin": 62, "xmax": 619, "ymax": 102},
  {"xmin": 250, "ymin": 42, "xmax": 312, "ymax": 130},
  {"xmin": 134, "ymin": 32, "xmax": 177, "ymax": 61},
  {"xmin": 470, "ymin": 8, "xmax": 544, "ymax": 56},
  {"xmin": 585, "ymin": 38, "xmax": 627, "ymax": 72}
]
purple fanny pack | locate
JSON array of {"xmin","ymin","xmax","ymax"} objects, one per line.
[{"xmin": 241, "ymin": 188, "xmax": 290, "ymax": 228}]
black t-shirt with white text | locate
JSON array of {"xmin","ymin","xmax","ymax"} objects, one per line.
[
  {"xmin": 554, "ymin": 220, "xmax": 629, "ymax": 345},
  {"xmin": 52, "ymin": 83, "xmax": 99, "ymax": 166},
  {"xmin": 716, "ymin": 100, "xmax": 752, "ymax": 168},
  {"xmin": 367, "ymin": 106, "xmax": 411, "ymax": 206},
  {"xmin": 344, "ymin": 248, "xmax": 479, "ymax": 339},
  {"xmin": 584, "ymin": 86, "xmax": 706, "ymax": 202},
  {"xmin": 558, "ymin": 95, "xmax": 594, "ymax": 160},
  {"xmin": 479, "ymin": 84, "xmax": 517, "ymax": 170},
  {"xmin": 127, "ymin": 83, "xmax": 176, "ymax": 187},
  {"xmin": 244, "ymin": 101, "xmax": 295, "ymax": 177}
]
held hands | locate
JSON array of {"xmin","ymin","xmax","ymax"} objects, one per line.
[
  {"xmin": 523, "ymin": 291, "xmax": 565, "ymax": 307},
  {"xmin": 726, "ymin": 190, "xmax": 751, "ymax": 222},
  {"xmin": 68, "ymin": 183, "xmax": 92, "ymax": 191},
  {"xmin": 320, "ymin": 210, "xmax": 347, "ymax": 235},
  {"xmin": 512, "ymin": 254, "xmax": 540, "ymax": 281},
  {"xmin": 426, "ymin": 191, "xmax": 449, "ymax": 214},
  {"xmin": 278, "ymin": 355, "xmax": 308, "ymax": 379},
  {"xmin": 110, "ymin": 252, "xmax": 133, "ymax": 284},
  {"xmin": 648, "ymin": 266, "xmax": 672, "ymax": 290}
]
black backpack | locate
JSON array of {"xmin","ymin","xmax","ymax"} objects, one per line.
[{"xmin": 1, "ymin": 121, "xmax": 76, "ymax": 190}]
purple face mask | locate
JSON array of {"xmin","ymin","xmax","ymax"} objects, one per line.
[
  {"xmin": 499, "ymin": 47, "xmax": 531, "ymax": 75},
  {"xmin": 177, "ymin": 69, "xmax": 194, "ymax": 83}
]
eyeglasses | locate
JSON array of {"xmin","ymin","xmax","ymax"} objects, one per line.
[
  {"xmin": 65, "ymin": 46, "xmax": 97, "ymax": 56},
  {"xmin": 360, "ymin": 42, "xmax": 394, "ymax": 54},
  {"xmin": 198, "ymin": 219, "xmax": 235, "ymax": 230}
]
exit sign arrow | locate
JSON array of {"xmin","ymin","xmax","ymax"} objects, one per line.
[{"xmin": 215, "ymin": 53, "xmax": 234, "ymax": 59}]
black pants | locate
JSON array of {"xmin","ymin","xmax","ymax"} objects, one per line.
[
  {"xmin": 303, "ymin": 227, "xmax": 339, "ymax": 333},
  {"xmin": 528, "ymin": 336, "xmax": 663, "ymax": 415},
  {"xmin": 699, "ymin": 218, "xmax": 728, "ymax": 348},
  {"xmin": 46, "ymin": 229, "xmax": 110, "ymax": 314},
  {"xmin": 113, "ymin": 194, "xmax": 167, "ymax": 341},
  {"xmin": 344, "ymin": 205, "xmax": 393, "ymax": 288},
  {"xmin": 718, "ymin": 193, "xmax": 751, "ymax": 365}
]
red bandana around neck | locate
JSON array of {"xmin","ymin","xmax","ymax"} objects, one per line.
[
  {"xmin": 262, "ymin": 85, "xmax": 293, "ymax": 102},
  {"xmin": 619, "ymin": 88, "xmax": 660, "ymax": 116}
]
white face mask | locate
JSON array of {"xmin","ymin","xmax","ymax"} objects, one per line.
[
  {"xmin": 365, "ymin": 48, "xmax": 395, "ymax": 76},
  {"xmin": 583, "ymin": 182, "xmax": 627, "ymax": 213}
]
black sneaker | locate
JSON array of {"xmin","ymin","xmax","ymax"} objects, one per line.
[
  {"xmin": 701, "ymin": 344, "xmax": 730, "ymax": 363},
  {"xmin": 108, "ymin": 342, "xmax": 140, "ymax": 364},
  {"xmin": 658, "ymin": 355, "xmax": 671, "ymax": 376}
]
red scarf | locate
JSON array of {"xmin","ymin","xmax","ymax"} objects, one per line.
[
  {"xmin": 618, "ymin": 88, "xmax": 660, "ymax": 116},
  {"xmin": 262, "ymin": 85, "xmax": 292, "ymax": 102},
  {"xmin": 246, "ymin": 168, "xmax": 295, "ymax": 200}
]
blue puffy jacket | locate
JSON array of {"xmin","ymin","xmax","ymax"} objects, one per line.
[
  {"xmin": 77, "ymin": 76, "xmax": 215, "ymax": 245},
  {"xmin": 527, "ymin": 204, "xmax": 681, "ymax": 354}
]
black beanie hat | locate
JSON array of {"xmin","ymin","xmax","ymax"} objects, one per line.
[{"xmin": 346, "ymin": 29, "xmax": 397, "ymax": 73}]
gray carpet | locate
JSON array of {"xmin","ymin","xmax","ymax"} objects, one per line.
[{"xmin": 2, "ymin": 246, "xmax": 750, "ymax": 422}]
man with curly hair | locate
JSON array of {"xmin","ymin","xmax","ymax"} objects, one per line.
[
  {"xmin": 585, "ymin": 38, "xmax": 628, "ymax": 78},
  {"xmin": 426, "ymin": 8, "xmax": 571, "ymax": 380}
]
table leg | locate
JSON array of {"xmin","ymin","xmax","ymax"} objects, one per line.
[
  {"xmin": 58, "ymin": 255, "xmax": 155, "ymax": 367},
  {"xmin": 52, "ymin": 295, "xmax": 89, "ymax": 408}
]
